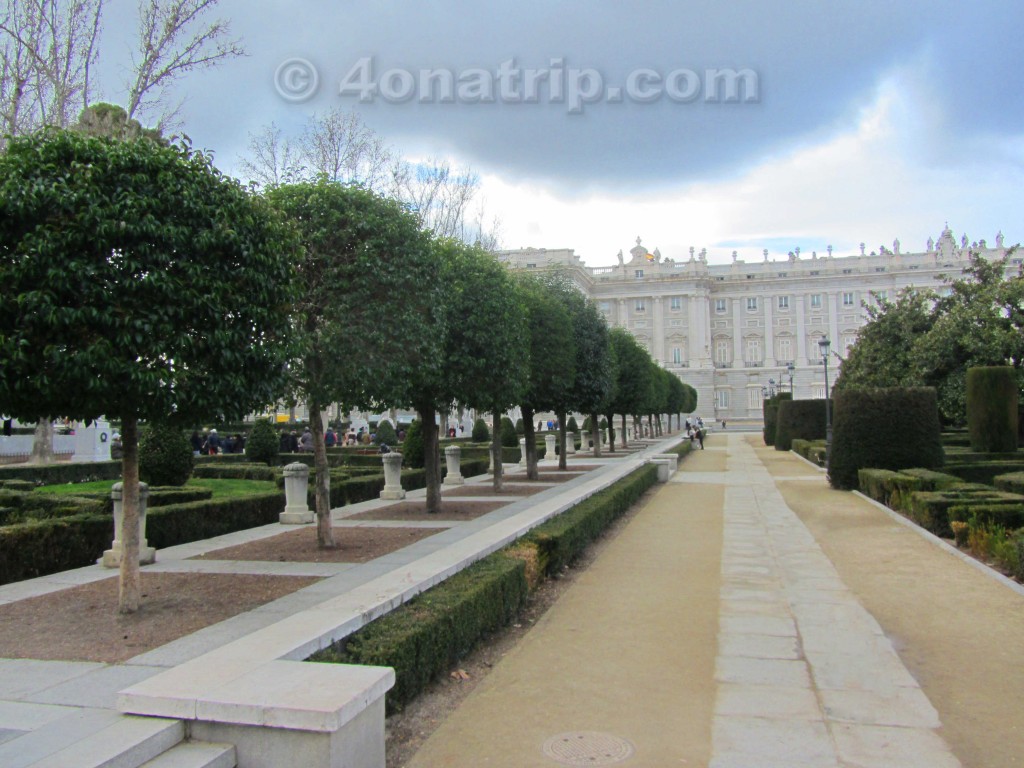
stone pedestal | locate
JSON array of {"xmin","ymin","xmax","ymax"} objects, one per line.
[
  {"xmin": 519, "ymin": 438, "xmax": 527, "ymax": 468},
  {"xmin": 566, "ymin": 432, "xmax": 578, "ymax": 456},
  {"xmin": 654, "ymin": 453, "xmax": 679, "ymax": 473},
  {"xmin": 544, "ymin": 434, "xmax": 557, "ymax": 462},
  {"xmin": 380, "ymin": 452, "xmax": 406, "ymax": 500},
  {"xmin": 101, "ymin": 482, "xmax": 155, "ymax": 567},
  {"xmin": 280, "ymin": 462, "xmax": 314, "ymax": 524},
  {"xmin": 443, "ymin": 445, "xmax": 464, "ymax": 486},
  {"xmin": 652, "ymin": 458, "xmax": 672, "ymax": 483}
]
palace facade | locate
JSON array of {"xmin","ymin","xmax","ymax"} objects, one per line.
[{"xmin": 495, "ymin": 226, "xmax": 1017, "ymax": 424}]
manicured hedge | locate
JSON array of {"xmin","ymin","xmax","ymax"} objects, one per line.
[
  {"xmin": 0, "ymin": 491, "xmax": 103, "ymax": 525},
  {"xmin": 192, "ymin": 464, "xmax": 280, "ymax": 482},
  {"xmin": 762, "ymin": 393, "xmax": 792, "ymax": 447},
  {"xmin": 145, "ymin": 492, "xmax": 284, "ymax": 548},
  {"xmin": 994, "ymin": 472, "xmax": 1024, "ymax": 495},
  {"xmin": 312, "ymin": 552, "xmax": 528, "ymax": 712},
  {"xmin": 0, "ymin": 514, "xmax": 112, "ymax": 585},
  {"xmin": 0, "ymin": 461, "xmax": 120, "ymax": 485},
  {"xmin": 966, "ymin": 366, "xmax": 1019, "ymax": 453},
  {"xmin": 791, "ymin": 439, "xmax": 827, "ymax": 466},
  {"xmin": 943, "ymin": 461, "xmax": 1024, "ymax": 487},
  {"xmin": 829, "ymin": 387, "xmax": 943, "ymax": 490},
  {"xmin": 948, "ymin": 503, "xmax": 1024, "ymax": 531},
  {"xmin": 907, "ymin": 486, "xmax": 1022, "ymax": 537},
  {"xmin": 774, "ymin": 399, "xmax": 827, "ymax": 452}
]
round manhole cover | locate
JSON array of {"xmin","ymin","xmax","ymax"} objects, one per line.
[{"xmin": 542, "ymin": 731, "xmax": 635, "ymax": 765}]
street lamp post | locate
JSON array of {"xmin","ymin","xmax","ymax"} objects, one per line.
[
  {"xmin": 768, "ymin": 378, "xmax": 776, "ymax": 398},
  {"xmin": 787, "ymin": 362, "xmax": 795, "ymax": 395},
  {"xmin": 819, "ymin": 338, "xmax": 832, "ymax": 463}
]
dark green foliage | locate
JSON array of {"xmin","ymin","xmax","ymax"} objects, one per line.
[
  {"xmin": 374, "ymin": 420, "xmax": 398, "ymax": 447},
  {"xmin": 908, "ymin": 486, "xmax": 1024, "ymax": 537},
  {"xmin": 994, "ymin": 471, "xmax": 1024, "ymax": 495},
  {"xmin": 774, "ymin": 399, "xmax": 827, "ymax": 451},
  {"xmin": 828, "ymin": 388, "xmax": 944, "ymax": 490},
  {"xmin": 857, "ymin": 469, "xmax": 907, "ymax": 505},
  {"xmin": 515, "ymin": 418, "xmax": 524, "ymax": 435},
  {"xmin": 138, "ymin": 423, "xmax": 193, "ymax": 487},
  {"xmin": 246, "ymin": 418, "xmax": 280, "ymax": 466},
  {"xmin": 312, "ymin": 553, "xmax": 528, "ymax": 713},
  {"xmin": 948, "ymin": 503, "xmax": 1024, "ymax": 531},
  {"xmin": 567, "ymin": 416, "xmax": 579, "ymax": 433},
  {"xmin": 0, "ymin": 461, "xmax": 120, "ymax": 485},
  {"xmin": 402, "ymin": 420, "xmax": 425, "ymax": 469},
  {"xmin": 966, "ymin": 366, "xmax": 1019, "ymax": 452},
  {"xmin": 471, "ymin": 419, "xmax": 490, "ymax": 443},
  {"xmin": 943, "ymin": 461, "xmax": 1024, "ymax": 487},
  {"xmin": 192, "ymin": 464, "xmax": 279, "ymax": 481},
  {"xmin": 0, "ymin": 514, "xmax": 112, "ymax": 585},
  {"xmin": 762, "ymin": 393, "xmax": 792, "ymax": 446},
  {"xmin": 500, "ymin": 417, "xmax": 519, "ymax": 448}
]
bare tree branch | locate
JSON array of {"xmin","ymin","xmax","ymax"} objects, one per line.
[{"xmin": 125, "ymin": 0, "xmax": 244, "ymax": 124}]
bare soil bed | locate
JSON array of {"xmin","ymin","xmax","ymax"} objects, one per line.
[
  {"xmin": 441, "ymin": 484, "xmax": 545, "ymax": 497},
  {"xmin": 0, "ymin": 572, "xmax": 321, "ymax": 663},
  {"xmin": 346, "ymin": 500, "xmax": 505, "ymax": 521},
  {"xmin": 192, "ymin": 526, "xmax": 442, "ymax": 563}
]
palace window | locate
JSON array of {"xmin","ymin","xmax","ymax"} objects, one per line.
[
  {"xmin": 778, "ymin": 295, "xmax": 790, "ymax": 310},
  {"xmin": 715, "ymin": 389, "xmax": 730, "ymax": 409},
  {"xmin": 715, "ymin": 340, "xmax": 730, "ymax": 364},
  {"xmin": 777, "ymin": 338, "xmax": 792, "ymax": 361},
  {"xmin": 842, "ymin": 291, "xmax": 855, "ymax": 306},
  {"xmin": 715, "ymin": 298, "xmax": 727, "ymax": 313},
  {"xmin": 634, "ymin": 269, "xmax": 644, "ymax": 278},
  {"xmin": 746, "ymin": 297, "xmax": 758, "ymax": 311},
  {"xmin": 745, "ymin": 338, "xmax": 761, "ymax": 363},
  {"xmin": 749, "ymin": 388, "xmax": 763, "ymax": 409},
  {"xmin": 672, "ymin": 347, "xmax": 682, "ymax": 365},
  {"xmin": 635, "ymin": 299, "xmax": 645, "ymax": 312},
  {"xmin": 670, "ymin": 296, "xmax": 682, "ymax": 311},
  {"xmin": 810, "ymin": 293, "xmax": 822, "ymax": 309}
]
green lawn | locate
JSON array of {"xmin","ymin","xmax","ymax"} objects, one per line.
[{"xmin": 35, "ymin": 478, "xmax": 278, "ymax": 499}]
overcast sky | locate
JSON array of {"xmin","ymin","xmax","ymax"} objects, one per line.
[{"xmin": 97, "ymin": 1, "xmax": 1023, "ymax": 266}]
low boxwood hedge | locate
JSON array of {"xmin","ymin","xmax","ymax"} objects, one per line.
[
  {"xmin": 948, "ymin": 503, "xmax": 1024, "ymax": 531},
  {"xmin": 193, "ymin": 464, "xmax": 279, "ymax": 482},
  {"xmin": 994, "ymin": 472, "xmax": 1024, "ymax": 495},
  {"xmin": 0, "ymin": 461, "xmax": 120, "ymax": 485},
  {"xmin": 943, "ymin": 461, "xmax": 1024, "ymax": 487},
  {"xmin": 0, "ymin": 514, "xmax": 112, "ymax": 585}
]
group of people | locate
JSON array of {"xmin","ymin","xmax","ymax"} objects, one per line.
[
  {"xmin": 685, "ymin": 416, "xmax": 706, "ymax": 450},
  {"xmin": 190, "ymin": 429, "xmax": 245, "ymax": 456}
]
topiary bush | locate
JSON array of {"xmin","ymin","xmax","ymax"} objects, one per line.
[
  {"xmin": 402, "ymin": 420, "xmax": 425, "ymax": 469},
  {"xmin": 828, "ymin": 387, "xmax": 944, "ymax": 490},
  {"xmin": 774, "ymin": 399, "xmax": 827, "ymax": 451},
  {"xmin": 515, "ymin": 418, "xmax": 524, "ymax": 435},
  {"xmin": 375, "ymin": 419, "xmax": 398, "ymax": 447},
  {"xmin": 246, "ymin": 418, "xmax": 279, "ymax": 466},
  {"xmin": 500, "ymin": 417, "xmax": 519, "ymax": 448},
  {"xmin": 139, "ymin": 423, "xmax": 194, "ymax": 487},
  {"xmin": 763, "ymin": 392, "xmax": 792, "ymax": 447},
  {"xmin": 471, "ymin": 418, "xmax": 489, "ymax": 443},
  {"xmin": 967, "ymin": 366, "xmax": 1019, "ymax": 453},
  {"xmin": 567, "ymin": 416, "xmax": 579, "ymax": 433}
]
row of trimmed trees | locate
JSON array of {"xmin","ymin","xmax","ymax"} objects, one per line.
[{"xmin": 0, "ymin": 129, "xmax": 697, "ymax": 612}]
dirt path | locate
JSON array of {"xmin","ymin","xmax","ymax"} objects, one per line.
[{"xmin": 754, "ymin": 439, "xmax": 1024, "ymax": 768}]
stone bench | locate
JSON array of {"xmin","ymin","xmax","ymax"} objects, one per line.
[{"xmin": 120, "ymin": 660, "xmax": 393, "ymax": 768}]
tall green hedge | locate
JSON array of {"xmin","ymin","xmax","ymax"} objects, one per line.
[
  {"xmin": 828, "ymin": 387, "xmax": 944, "ymax": 490},
  {"xmin": 762, "ymin": 392, "xmax": 792, "ymax": 446},
  {"xmin": 774, "ymin": 399, "xmax": 828, "ymax": 451},
  {"xmin": 966, "ymin": 366, "xmax": 1019, "ymax": 453}
]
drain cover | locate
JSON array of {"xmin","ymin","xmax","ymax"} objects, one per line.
[{"xmin": 542, "ymin": 731, "xmax": 635, "ymax": 765}]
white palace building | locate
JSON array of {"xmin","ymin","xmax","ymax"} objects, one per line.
[{"xmin": 495, "ymin": 225, "xmax": 1018, "ymax": 425}]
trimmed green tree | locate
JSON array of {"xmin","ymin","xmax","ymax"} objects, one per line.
[
  {"xmin": 266, "ymin": 180, "xmax": 441, "ymax": 545},
  {"xmin": 966, "ymin": 366, "xmax": 1019, "ymax": 452},
  {"xmin": 0, "ymin": 130, "xmax": 297, "ymax": 612},
  {"xmin": 138, "ymin": 424, "xmax": 193, "ymax": 487},
  {"xmin": 606, "ymin": 328, "xmax": 654, "ymax": 450},
  {"xmin": 246, "ymin": 418, "xmax": 280, "ymax": 466},
  {"xmin": 774, "ymin": 399, "xmax": 828, "ymax": 451},
  {"xmin": 828, "ymin": 387, "xmax": 944, "ymax": 490},
  {"xmin": 471, "ymin": 419, "xmax": 490, "ymax": 443},
  {"xmin": 763, "ymin": 392, "xmax": 793, "ymax": 446}
]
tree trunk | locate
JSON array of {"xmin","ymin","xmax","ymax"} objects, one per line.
[
  {"xmin": 421, "ymin": 408, "xmax": 442, "ymax": 513},
  {"xmin": 606, "ymin": 412, "xmax": 616, "ymax": 453},
  {"xmin": 491, "ymin": 411, "xmax": 504, "ymax": 492},
  {"xmin": 557, "ymin": 410, "xmax": 567, "ymax": 470},
  {"xmin": 648, "ymin": 413, "xmax": 654, "ymax": 437},
  {"xmin": 30, "ymin": 421, "xmax": 54, "ymax": 464},
  {"xmin": 620, "ymin": 414, "xmax": 629, "ymax": 448},
  {"xmin": 521, "ymin": 405, "xmax": 538, "ymax": 480},
  {"xmin": 590, "ymin": 411, "xmax": 602, "ymax": 458},
  {"xmin": 118, "ymin": 415, "xmax": 141, "ymax": 614},
  {"xmin": 310, "ymin": 404, "xmax": 336, "ymax": 548}
]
